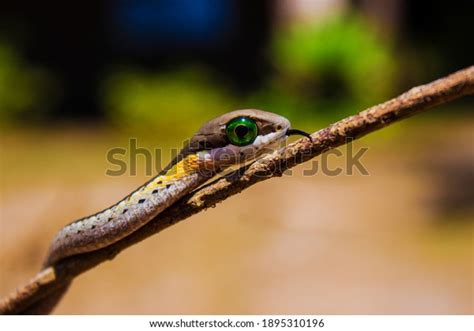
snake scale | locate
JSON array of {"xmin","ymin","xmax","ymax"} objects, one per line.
[{"xmin": 31, "ymin": 109, "xmax": 311, "ymax": 313}]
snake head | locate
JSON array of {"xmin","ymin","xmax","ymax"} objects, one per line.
[{"xmin": 183, "ymin": 109, "xmax": 311, "ymax": 171}]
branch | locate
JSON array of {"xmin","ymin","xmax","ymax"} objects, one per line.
[{"xmin": 1, "ymin": 66, "xmax": 473, "ymax": 314}]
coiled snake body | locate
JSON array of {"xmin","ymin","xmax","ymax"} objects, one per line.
[{"xmin": 38, "ymin": 109, "xmax": 310, "ymax": 312}]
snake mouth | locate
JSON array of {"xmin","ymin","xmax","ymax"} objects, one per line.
[{"xmin": 286, "ymin": 128, "xmax": 313, "ymax": 142}]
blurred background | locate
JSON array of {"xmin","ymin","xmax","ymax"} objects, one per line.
[{"xmin": 0, "ymin": 0, "xmax": 473, "ymax": 314}]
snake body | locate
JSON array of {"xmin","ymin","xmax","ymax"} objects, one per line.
[
  {"xmin": 25, "ymin": 109, "xmax": 313, "ymax": 314},
  {"xmin": 44, "ymin": 109, "xmax": 305, "ymax": 267},
  {"xmin": 44, "ymin": 154, "xmax": 207, "ymax": 266}
]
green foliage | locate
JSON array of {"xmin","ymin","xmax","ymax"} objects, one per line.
[
  {"xmin": 250, "ymin": 14, "xmax": 397, "ymax": 126},
  {"xmin": 0, "ymin": 43, "xmax": 55, "ymax": 125},
  {"xmin": 102, "ymin": 14, "xmax": 398, "ymax": 136},
  {"xmin": 103, "ymin": 68, "xmax": 236, "ymax": 139}
]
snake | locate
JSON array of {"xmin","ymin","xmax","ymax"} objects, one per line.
[{"xmin": 33, "ymin": 109, "xmax": 310, "ymax": 313}]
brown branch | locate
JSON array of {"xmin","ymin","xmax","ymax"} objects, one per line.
[{"xmin": 1, "ymin": 66, "xmax": 473, "ymax": 314}]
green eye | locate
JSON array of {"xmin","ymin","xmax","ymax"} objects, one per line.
[{"xmin": 225, "ymin": 117, "xmax": 258, "ymax": 146}]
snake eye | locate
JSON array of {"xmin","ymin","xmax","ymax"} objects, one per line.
[{"xmin": 225, "ymin": 116, "xmax": 258, "ymax": 146}]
